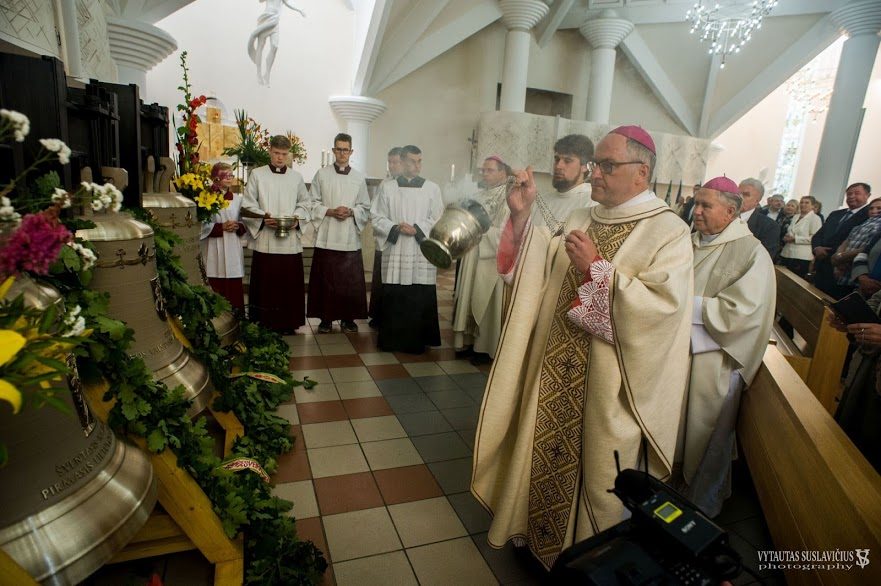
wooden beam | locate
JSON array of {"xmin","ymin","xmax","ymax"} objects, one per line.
[
  {"xmin": 620, "ymin": 29, "xmax": 700, "ymax": 136},
  {"xmin": 370, "ymin": 0, "xmax": 502, "ymax": 95},
  {"xmin": 352, "ymin": 0, "xmax": 395, "ymax": 96},
  {"xmin": 536, "ymin": 0, "xmax": 576, "ymax": 48},
  {"xmin": 368, "ymin": 0, "xmax": 452, "ymax": 95},
  {"xmin": 707, "ymin": 13, "xmax": 840, "ymax": 138}
]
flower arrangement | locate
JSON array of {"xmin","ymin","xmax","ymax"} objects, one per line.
[
  {"xmin": 173, "ymin": 162, "xmax": 230, "ymax": 223},
  {"xmin": 174, "ymin": 51, "xmax": 207, "ymax": 176},
  {"xmin": 223, "ymin": 109, "xmax": 271, "ymax": 168},
  {"xmin": 285, "ymin": 130, "xmax": 307, "ymax": 165}
]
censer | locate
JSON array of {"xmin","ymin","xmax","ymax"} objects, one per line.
[
  {"xmin": 142, "ymin": 192, "xmax": 240, "ymax": 346},
  {"xmin": 0, "ymin": 275, "xmax": 156, "ymax": 585},
  {"xmin": 75, "ymin": 201, "xmax": 214, "ymax": 417},
  {"xmin": 420, "ymin": 198, "xmax": 493, "ymax": 269}
]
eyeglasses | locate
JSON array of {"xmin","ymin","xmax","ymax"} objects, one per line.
[
  {"xmin": 479, "ymin": 167, "xmax": 501, "ymax": 174},
  {"xmin": 332, "ymin": 148, "xmax": 352, "ymax": 154},
  {"xmin": 589, "ymin": 160, "xmax": 645, "ymax": 175}
]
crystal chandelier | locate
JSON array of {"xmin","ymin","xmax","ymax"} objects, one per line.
[{"xmin": 686, "ymin": 1, "xmax": 779, "ymax": 68}]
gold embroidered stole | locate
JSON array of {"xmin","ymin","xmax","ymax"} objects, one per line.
[{"xmin": 526, "ymin": 220, "xmax": 638, "ymax": 568}]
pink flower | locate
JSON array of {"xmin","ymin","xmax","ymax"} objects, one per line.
[{"xmin": 0, "ymin": 211, "xmax": 72, "ymax": 278}]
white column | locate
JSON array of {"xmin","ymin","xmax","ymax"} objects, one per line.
[
  {"xmin": 59, "ymin": 0, "xmax": 84, "ymax": 79},
  {"xmin": 106, "ymin": 17, "xmax": 177, "ymax": 94},
  {"xmin": 809, "ymin": 1, "xmax": 881, "ymax": 211},
  {"xmin": 498, "ymin": 0, "xmax": 549, "ymax": 112},
  {"xmin": 328, "ymin": 96, "xmax": 387, "ymax": 173},
  {"xmin": 579, "ymin": 10, "xmax": 633, "ymax": 124}
]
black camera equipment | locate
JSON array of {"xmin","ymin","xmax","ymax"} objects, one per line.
[{"xmin": 550, "ymin": 448, "xmax": 743, "ymax": 585}]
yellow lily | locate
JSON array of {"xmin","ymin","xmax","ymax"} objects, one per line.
[
  {"xmin": 0, "ymin": 276, "xmax": 14, "ymax": 299},
  {"xmin": 0, "ymin": 329, "xmax": 26, "ymax": 414}
]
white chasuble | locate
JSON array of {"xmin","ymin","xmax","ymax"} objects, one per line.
[
  {"xmin": 370, "ymin": 178, "xmax": 444, "ymax": 286},
  {"xmin": 309, "ymin": 166, "xmax": 370, "ymax": 251},
  {"xmin": 200, "ymin": 193, "xmax": 245, "ymax": 278},
  {"xmin": 472, "ymin": 198, "xmax": 693, "ymax": 569},
  {"xmin": 683, "ymin": 219, "xmax": 775, "ymax": 515},
  {"xmin": 241, "ymin": 165, "xmax": 311, "ymax": 255},
  {"xmin": 532, "ymin": 182, "xmax": 593, "ymax": 230}
]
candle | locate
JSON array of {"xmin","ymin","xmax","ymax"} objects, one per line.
[{"xmin": 450, "ymin": 163, "xmax": 455, "ymax": 183}]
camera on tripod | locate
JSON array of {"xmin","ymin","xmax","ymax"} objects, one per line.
[{"xmin": 550, "ymin": 450, "xmax": 743, "ymax": 585}]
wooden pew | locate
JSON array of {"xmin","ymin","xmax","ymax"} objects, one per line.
[
  {"xmin": 740, "ymin": 345, "xmax": 881, "ymax": 585},
  {"xmin": 774, "ymin": 266, "xmax": 849, "ymax": 413}
]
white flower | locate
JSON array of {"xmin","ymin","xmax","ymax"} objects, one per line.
[
  {"xmin": 62, "ymin": 315, "xmax": 86, "ymax": 337},
  {"xmin": 39, "ymin": 138, "xmax": 71, "ymax": 164},
  {"xmin": 52, "ymin": 188, "xmax": 71, "ymax": 208},
  {"xmin": 110, "ymin": 201, "xmax": 122, "ymax": 212},
  {"xmin": 99, "ymin": 193, "xmax": 111, "ymax": 205},
  {"xmin": 1, "ymin": 109, "xmax": 30, "ymax": 142},
  {"xmin": 91, "ymin": 200, "xmax": 103, "ymax": 211},
  {"xmin": 69, "ymin": 242, "xmax": 97, "ymax": 270},
  {"xmin": 0, "ymin": 196, "xmax": 10, "ymax": 207}
]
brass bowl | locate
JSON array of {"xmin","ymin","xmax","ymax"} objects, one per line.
[{"xmin": 274, "ymin": 216, "xmax": 298, "ymax": 238}]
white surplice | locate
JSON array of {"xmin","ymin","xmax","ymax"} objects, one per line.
[
  {"xmin": 309, "ymin": 165, "xmax": 370, "ymax": 251},
  {"xmin": 241, "ymin": 165, "xmax": 312, "ymax": 254},
  {"xmin": 199, "ymin": 192, "xmax": 245, "ymax": 278}
]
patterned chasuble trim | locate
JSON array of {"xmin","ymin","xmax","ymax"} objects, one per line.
[{"xmin": 526, "ymin": 220, "xmax": 638, "ymax": 569}]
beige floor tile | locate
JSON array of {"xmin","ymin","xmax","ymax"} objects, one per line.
[
  {"xmin": 273, "ymin": 480, "xmax": 319, "ymax": 519},
  {"xmin": 320, "ymin": 342, "xmax": 357, "ymax": 356},
  {"xmin": 290, "ymin": 344, "xmax": 323, "ymax": 357},
  {"xmin": 308, "ymin": 444, "xmax": 370, "ymax": 478},
  {"xmin": 294, "ymin": 383, "xmax": 340, "ymax": 404},
  {"xmin": 275, "ymin": 404, "xmax": 299, "ymax": 425},
  {"xmin": 435, "ymin": 360, "xmax": 480, "ymax": 375},
  {"xmin": 403, "ymin": 362, "xmax": 445, "ymax": 377},
  {"xmin": 388, "ymin": 497, "xmax": 467, "ymax": 547},
  {"xmin": 322, "ymin": 507, "xmax": 402, "ymax": 562},
  {"xmin": 359, "ymin": 352, "xmax": 400, "ymax": 366},
  {"xmin": 406, "ymin": 537, "xmax": 497, "ymax": 586},
  {"xmin": 301, "ymin": 420, "xmax": 358, "ymax": 448},
  {"xmin": 315, "ymin": 333, "xmax": 350, "ymax": 346},
  {"xmin": 337, "ymin": 380, "xmax": 382, "ymax": 400},
  {"xmin": 285, "ymin": 334, "xmax": 317, "ymax": 347},
  {"xmin": 351, "ymin": 415, "xmax": 406, "ymax": 442},
  {"xmin": 330, "ymin": 366, "xmax": 372, "ymax": 383},
  {"xmin": 291, "ymin": 368, "xmax": 333, "ymax": 384},
  {"xmin": 334, "ymin": 551, "xmax": 417, "ymax": 586},
  {"xmin": 362, "ymin": 437, "xmax": 423, "ymax": 470}
]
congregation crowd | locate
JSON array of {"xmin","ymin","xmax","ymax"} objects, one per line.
[{"xmin": 197, "ymin": 125, "xmax": 878, "ymax": 571}]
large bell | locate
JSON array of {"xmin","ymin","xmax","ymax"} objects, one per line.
[
  {"xmin": 0, "ymin": 275, "xmax": 156, "ymax": 585},
  {"xmin": 142, "ymin": 192, "xmax": 240, "ymax": 347},
  {"xmin": 76, "ymin": 210, "xmax": 214, "ymax": 416}
]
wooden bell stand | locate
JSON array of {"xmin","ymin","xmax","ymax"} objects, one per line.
[{"xmin": 86, "ymin": 382, "xmax": 245, "ymax": 585}]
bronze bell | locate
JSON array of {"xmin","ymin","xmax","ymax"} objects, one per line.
[
  {"xmin": 75, "ymin": 210, "xmax": 214, "ymax": 416},
  {"xmin": 0, "ymin": 275, "xmax": 156, "ymax": 584},
  {"xmin": 142, "ymin": 192, "xmax": 240, "ymax": 347}
]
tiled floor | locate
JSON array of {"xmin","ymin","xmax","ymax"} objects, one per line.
[{"xmin": 85, "ymin": 267, "xmax": 782, "ymax": 585}]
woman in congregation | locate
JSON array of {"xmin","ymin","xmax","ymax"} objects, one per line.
[
  {"xmin": 200, "ymin": 162, "xmax": 247, "ymax": 313},
  {"xmin": 779, "ymin": 195, "xmax": 822, "ymax": 279},
  {"xmin": 776, "ymin": 199, "xmax": 798, "ymax": 259},
  {"xmin": 831, "ymin": 198, "xmax": 881, "ymax": 285}
]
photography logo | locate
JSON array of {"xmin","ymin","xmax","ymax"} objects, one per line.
[{"xmin": 757, "ymin": 549, "xmax": 871, "ymax": 572}]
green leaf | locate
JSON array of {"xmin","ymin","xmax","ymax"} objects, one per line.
[{"xmin": 146, "ymin": 429, "xmax": 168, "ymax": 452}]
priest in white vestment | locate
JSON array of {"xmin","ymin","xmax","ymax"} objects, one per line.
[
  {"xmin": 368, "ymin": 147, "xmax": 404, "ymax": 328},
  {"xmin": 201, "ymin": 162, "xmax": 247, "ymax": 312},
  {"xmin": 370, "ymin": 145, "xmax": 444, "ymax": 353},
  {"xmin": 307, "ymin": 133, "xmax": 370, "ymax": 334},
  {"xmin": 472, "ymin": 126, "xmax": 693, "ymax": 570},
  {"xmin": 241, "ymin": 136, "xmax": 311, "ymax": 333},
  {"xmin": 681, "ymin": 176, "xmax": 775, "ymax": 517},
  {"xmin": 452, "ymin": 156, "xmax": 512, "ymax": 361}
]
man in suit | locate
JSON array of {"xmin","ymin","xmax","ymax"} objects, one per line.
[
  {"xmin": 759, "ymin": 194, "xmax": 786, "ymax": 223},
  {"xmin": 739, "ymin": 178, "xmax": 780, "ymax": 259},
  {"xmin": 679, "ymin": 184, "xmax": 701, "ymax": 226},
  {"xmin": 811, "ymin": 182, "xmax": 871, "ymax": 298}
]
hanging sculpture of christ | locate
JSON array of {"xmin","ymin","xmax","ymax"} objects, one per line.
[{"xmin": 248, "ymin": 0, "xmax": 306, "ymax": 86}]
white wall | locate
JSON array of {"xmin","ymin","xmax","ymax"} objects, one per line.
[
  {"xmin": 145, "ymin": 0, "xmax": 355, "ymax": 181},
  {"xmin": 707, "ymin": 40, "xmax": 881, "ymax": 207}
]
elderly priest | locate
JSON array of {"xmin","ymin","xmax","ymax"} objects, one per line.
[
  {"xmin": 681, "ymin": 176, "xmax": 775, "ymax": 517},
  {"xmin": 472, "ymin": 126, "xmax": 694, "ymax": 570}
]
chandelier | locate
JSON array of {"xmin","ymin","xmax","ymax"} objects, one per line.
[{"xmin": 686, "ymin": 1, "xmax": 779, "ymax": 68}]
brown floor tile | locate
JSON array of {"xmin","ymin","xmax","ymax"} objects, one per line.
[
  {"xmin": 274, "ymin": 449, "xmax": 311, "ymax": 483},
  {"xmin": 294, "ymin": 517, "xmax": 335, "ymax": 584},
  {"xmin": 296, "ymin": 400, "xmax": 349, "ymax": 424},
  {"xmin": 394, "ymin": 352, "xmax": 434, "ymax": 363},
  {"xmin": 289, "ymin": 424, "xmax": 306, "ymax": 453},
  {"xmin": 342, "ymin": 397, "xmax": 394, "ymax": 419},
  {"xmin": 349, "ymin": 338, "xmax": 379, "ymax": 353},
  {"xmin": 477, "ymin": 363, "xmax": 492, "ymax": 373},
  {"xmin": 291, "ymin": 355, "xmax": 328, "ymax": 370},
  {"xmin": 323, "ymin": 354, "xmax": 364, "ymax": 368},
  {"xmin": 313, "ymin": 471, "xmax": 384, "ymax": 515},
  {"xmin": 427, "ymin": 348, "xmax": 458, "ymax": 361},
  {"xmin": 373, "ymin": 464, "xmax": 444, "ymax": 504},
  {"xmin": 367, "ymin": 364, "xmax": 411, "ymax": 380}
]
